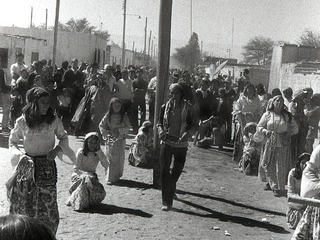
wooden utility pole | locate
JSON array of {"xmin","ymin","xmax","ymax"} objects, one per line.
[
  {"xmin": 52, "ymin": 0, "xmax": 60, "ymax": 75},
  {"xmin": 122, "ymin": 0, "xmax": 127, "ymax": 67},
  {"xmin": 147, "ymin": 30, "xmax": 152, "ymax": 66},
  {"xmin": 45, "ymin": 9, "xmax": 48, "ymax": 30},
  {"xmin": 143, "ymin": 17, "xmax": 148, "ymax": 66},
  {"xmin": 153, "ymin": 0, "xmax": 173, "ymax": 188},
  {"xmin": 30, "ymin": 7, "xmax": 33, "ymax": 28}
]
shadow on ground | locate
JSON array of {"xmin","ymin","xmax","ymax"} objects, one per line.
[
  {"xmin": 78, "ymin": 203, "xmax": 153, "ymax": 218},
  {"xmin": 173, "ymin": 198, "xmax": 289, "ymax": 234},
  {"xmin": 109, "ymin": 179, "xmax": 285, "ymax": 217},
  {"xmin": 176, "ymin": 189, "xmax": 286, "ymax": 217}
]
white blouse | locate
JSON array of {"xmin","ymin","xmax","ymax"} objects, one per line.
[{"xmin": 9, "ymin": 115, "xmax": 75, "ymax": 166}]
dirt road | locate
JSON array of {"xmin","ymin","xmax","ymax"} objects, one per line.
[{"xmin": 0, "ymin": 132, "xmax": 294, "ymax": 239}]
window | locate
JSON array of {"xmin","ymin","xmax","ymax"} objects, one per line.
[
  {"xmin": 31, "ymin": 52, "xmax": 39, "ymax": 63},
  {"xmin": 0, "ymin": 48, "xmax": 9, "ymax": 69}
]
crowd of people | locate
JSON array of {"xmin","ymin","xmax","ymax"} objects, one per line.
[{"xmin": 2, "ymin": 52, "xmax": 320, "ymax": 238}]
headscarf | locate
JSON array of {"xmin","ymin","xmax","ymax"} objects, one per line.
[
  {"xmin": 169, "ymin": 83, "xmax": 183, "ymax": 95},
  {"xmin": 266, "ymin": 95, "xmax": 283, "ymax": 112},
  {"xmin": 84, "ymin": 132, "xmax": 99, "ymax": 141},
  {"xmin": 26, "ymin": 87, "xmax": 48, "ymax": 104}
]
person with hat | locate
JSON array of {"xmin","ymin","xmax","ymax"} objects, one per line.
[
  {"xmin": 7, "ymin": 87, "xmax": 76, "ymax": 235},
  {"xmin": 157, "ymin": 83, "xmax": 197, "ymax": 211}
]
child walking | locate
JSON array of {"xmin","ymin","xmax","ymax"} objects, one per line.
[
  {"xmin": 67, "ymin": 132, "xmax": 109, "ymax": 211},
  {"xmin": 99, "ymin": 97, "xmax": 131, "ymax": 184}
]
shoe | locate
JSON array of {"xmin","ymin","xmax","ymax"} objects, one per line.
[
  {"xmin": 161, "ymin": 205, "xmax": 172, "ymax": 211},
  {"xmin": 273, "ymin": 190, "xmax": 280, "ymax": 197},
  {"xmin": 263, "ymin": 183, "xmax": 271, "ymax": 191},
  {"xmin": 107, "ymin": 182, "xmax": 113, "ymax": 185}
]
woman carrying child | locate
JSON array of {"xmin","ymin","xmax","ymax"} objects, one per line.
[
  {"xmin": 67, "ymin": 132, "xmax": 109, "ymax": 211},
  {"xmin": 128, "ymin": 120, "xmax": 155, "ymax": 168},
  {"xmin": 99, "ymin": 97, "xmax": 131, "ymax": 184}
]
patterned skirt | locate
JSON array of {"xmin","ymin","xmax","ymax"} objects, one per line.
[
  {"xmin": 292, "ymin": 206, "xmax": 320, "ymax": 239},
  {"xmin": 6, "ymin": 155, "xmax": 59, "ymax": 235},
  {"xmin": 287, "ymin": 207, "xmax": 306, "ymax": 229},
  {"xmin": 67, "ymin": 172, "xmax": 106, "ymax": 211}
]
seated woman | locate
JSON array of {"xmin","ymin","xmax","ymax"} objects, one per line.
[
  {"xmin": 128, "ymin": 121, "xmax": 155, "ymax": 168},
  {"xmin": 292, "ymin": 145, "xmax": 320, "ymax": 239},
  {"xmin": 287, "ymin": 152, "xmax": 310, "ymax": 229},
  {"xmin": 67, "ymin": 132, "xmax": 109, "ymax": 211}
]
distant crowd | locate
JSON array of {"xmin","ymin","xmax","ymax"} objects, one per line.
[{"xmin": 2, "ymin": 52, "xmax": 320, "ymax": 239}]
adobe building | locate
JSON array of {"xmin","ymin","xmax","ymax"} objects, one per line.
[
  {"xmin": 0, "ymin": 26, "xmax": 147, "ymax": 78},
  {"xmin": 269, "ymin": 43, "xmax": 320, "ymax": 93}
]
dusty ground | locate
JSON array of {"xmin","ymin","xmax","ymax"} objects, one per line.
[{"xmin": 0, "ymin": 130, "xmax": 295, "ymax": 240}]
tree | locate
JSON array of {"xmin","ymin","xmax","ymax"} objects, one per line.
[
  {"xmin": 242, "ymin": 36, "xmax": 274, "ymax": 66},
  {"xmin": 300, "ymin": 29, "xmax": 320, "ymax": 47},
  {"xmin": 48, "ymin": 18, "xmax": 110, "ymax": 42},
  {"xmin": 173, "ymin": 32, "xmax": 201, "ymax": 72}
]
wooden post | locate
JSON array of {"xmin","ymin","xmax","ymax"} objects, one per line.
[
  {"xmin": 122, "ymin": 0, "xmax": 127, "ymax": 67},
  {"xmin": 52, "ymin": 0, "xmax": 60, "ymax": 75},
  {"xmin": 288, "ymin": 195, "xmax": 320, "ymax": 208},
  {"xmin": 153, "ymin": 0, "xmax": 173, "ymax": 188}
]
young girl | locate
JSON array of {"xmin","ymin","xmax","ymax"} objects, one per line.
[
  {"xmin": 67, "ymin": 132, "xmax": 109, "ymax": 211},
  {"xmin": 128, "ymin": 120, "xmax": 155, "ymax": 168},
  {"xmin": 99, "ymin": 97, "xmax": 131, "ymax": 184},
  {"xmin": 240, "ymin": 122, "xmax": 261, "ymax": 175},
  {"xmin": 287, "ymin": 152, "xmax": 310, "ymax": 229}
]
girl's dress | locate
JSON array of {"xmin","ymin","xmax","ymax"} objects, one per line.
[
  {"xmin": 128, "ymin": 127, "xmax": 154, "ymax": 168},
  {"xmin": 287, "ymin": 168, "xmax": 306, "ymax": 229},
  {"xmin": 67, "ymin": 148, "xmax": 109, "ymax": 210},
  {"xmin": 99, "ymin": 113, "xmax": 130, "ymax": 183},
  {"xmin": 7, "ymin": 115, "xmax": 75, "ymax": 235},
  {"xmin": 257, "ymin": 111, "xmax": 298, "ymax": 192}
]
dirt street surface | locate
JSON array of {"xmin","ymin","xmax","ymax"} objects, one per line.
[{"xmin": 0, "ymin": 131, "xmax": 294, "ymax": 240}]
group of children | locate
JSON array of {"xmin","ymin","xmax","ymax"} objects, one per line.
[{"xmin": 67, "ymin": 97, "xmax": 154, "ymax": 211}]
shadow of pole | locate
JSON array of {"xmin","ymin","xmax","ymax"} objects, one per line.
[
  {"xmin": 173, "ymin": 198, "xmax": 289, "ymax": 234},
  {"xmin": 112, "ymin": 180, "xmax": 286, "ymax": 217},
  {"xmin": 176, "ymin": 189, "xmax": 286, "ymax": 217}
]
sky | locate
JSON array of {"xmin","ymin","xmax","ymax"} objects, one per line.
[{"xmin": 2, "ymin": 0, "xmax": 320, "ymax": 61}]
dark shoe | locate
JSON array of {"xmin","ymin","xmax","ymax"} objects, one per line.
[
  {"xmin": 161, "ymin": 205, "xmax": 172, "ymax": 211},
  {"xmin": 263, "ymin": 183, "xmax": 271, "ymax": 191},
  {"xmin": 273, "ymin": 190, "xmax": 280, "ymax": 197}
]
